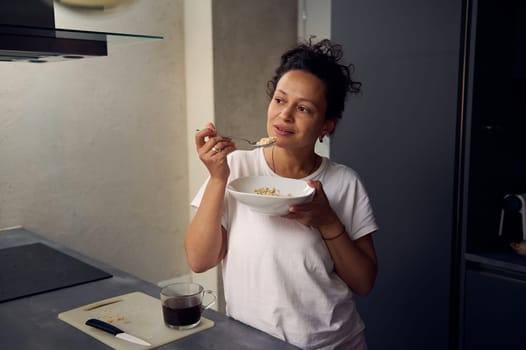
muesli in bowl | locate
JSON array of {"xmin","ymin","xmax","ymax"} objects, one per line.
[{"xmin": 227, "ymin": 175, "xmax": 315, "ymax": 216}]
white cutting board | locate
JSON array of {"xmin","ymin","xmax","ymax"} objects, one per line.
[{"xmin": 58, "ymin": 291, "xmax": 214, "ymax": 349}]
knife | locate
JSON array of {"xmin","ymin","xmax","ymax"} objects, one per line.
[{"xmin": 85, "ymin": 318, "xmax": 151, "ymax": 346}]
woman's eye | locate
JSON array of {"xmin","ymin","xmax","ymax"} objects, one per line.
[
  {"xmin": 274, "ymin": 98, "xmax": 284, "ymax": 104},
  {"xmin": 298, "ymin": 106, "xmax": 310, "ymax": 113}
]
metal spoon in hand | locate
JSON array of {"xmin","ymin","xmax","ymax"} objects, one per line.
[{"xmin": 196, "ymin": 130, "xmax": 276, "ymax": 148}]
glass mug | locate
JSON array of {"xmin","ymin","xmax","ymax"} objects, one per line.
[{"xmin": 160, "ymin": 282, "xmax": 216, "ymax": 330}]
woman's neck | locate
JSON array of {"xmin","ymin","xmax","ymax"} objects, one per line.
[{"xmin": 267, "ymin": 146, "xmax": 320, "ymax": 179}]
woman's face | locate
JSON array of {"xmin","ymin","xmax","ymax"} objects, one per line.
[{"xmin": 267, "ymin": 69, "xmax": 333, "ymax": 150}]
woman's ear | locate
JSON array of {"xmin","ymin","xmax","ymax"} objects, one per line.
[
  {"xmin": 319, "ymin": 119, "xmax": 337, "ymax": 143},
  {"xmin": 322, "ymin": 118, "xmax": 338, "ymax": 136}
]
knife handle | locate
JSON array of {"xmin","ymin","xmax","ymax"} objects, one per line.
[{"xmin": 86, "ymin": 318, "xmax": 123, "ymax": 335}]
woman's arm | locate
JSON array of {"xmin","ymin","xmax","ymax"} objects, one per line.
[
  {"xmin": 185, "ymin": 178, "xmax": 229, "ymax": 272},
  {"xmin": 319, "ymin": 223, "xmax": 377, "ymax": 296},
  {"xmin": 287, "ymin": 180, "xmax": 378, "ymax": 295},
  {"xmin": 184, "ymin": 124, "xmax": 235, "ymax": 273}
]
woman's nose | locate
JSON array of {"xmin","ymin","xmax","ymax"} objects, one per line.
[{"xmin": 279, "ymin": 106, "xmax": 294, "ymax": 122}]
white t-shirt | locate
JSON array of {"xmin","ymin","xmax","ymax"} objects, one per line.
[{"xmin": 191, "ymin": 148, "xmax": 378, "ymax": 350}]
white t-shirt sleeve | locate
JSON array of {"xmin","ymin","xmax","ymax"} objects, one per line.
[
  {"xmin": 190, "ymin": 178, "xmax": 207, "ymax": 209},
  {"xmin": 348, "ymin": 177, "xmax": 378, "ymax": 240},
  {"xmin": 190, "ymin": 176, "xmax": 230, "ymax": 230}
]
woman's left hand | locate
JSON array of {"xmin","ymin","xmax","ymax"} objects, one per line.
[{"xmin": 284, "ymin": 180, "xmax": 342, "ymax": 232}]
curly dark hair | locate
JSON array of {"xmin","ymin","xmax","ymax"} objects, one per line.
[{"xmin": 267, "ymin": 38, "xmax": 361, "ymax": 120}]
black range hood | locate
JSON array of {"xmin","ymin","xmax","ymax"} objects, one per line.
[{"xmin": 0, "ymin": 0, "xmax": 162, "ymax": 62}]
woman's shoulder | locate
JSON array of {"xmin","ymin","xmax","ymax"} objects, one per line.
[
  {"xmin": 227, "ymin": 149, "xmax": 265, "ymax": 177},
  {"xmin": 227, "ymin": 148, "xmax": 260, "ymax": 162},
  {"xmin": 323, "ymin": 157, "xmax": 361, "ymax": 179},
  {"xmin": 320, "ymin": 158, "xmax": 373, "ymax": 193}
]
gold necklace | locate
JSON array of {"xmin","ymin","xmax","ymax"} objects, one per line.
[{"xmin": 271, "ymin": 146, "xmax": 319, "ymax": 177}]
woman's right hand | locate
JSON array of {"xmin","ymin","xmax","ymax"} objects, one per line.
[{"xmin": 195, "ymin": 122, "xmax": 236, "ymax": 180}]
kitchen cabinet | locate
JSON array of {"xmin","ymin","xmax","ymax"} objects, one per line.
[
  {"xmin": 463, "ymin": 268, "xmax": 526, "ymax": 349},
  {"xmin": 331, "ymin": 1, "xmax": 463, "ymax": 349},
  {"xmin": 461, "ymin": 0, "xmax": 526, "ymax": 348},
  {"xmin": 465, "ymin": 0, "xmax": 526, "ymax": 258},
  {"xmin": 331, "ymin": 0, "xmax": 525, "ymax": 349}
]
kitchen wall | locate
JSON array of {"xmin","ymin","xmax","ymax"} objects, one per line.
[
  {"xmin": 0, "ymin": 0, "xmax": 297, "ymax": 291},
  {"xmin": 212, "ymin": 0, "xmax": 298, "ymax": 146},
  {"xmin": 0, "ymin": 0, "xmax": 187, "ymax": 284}
]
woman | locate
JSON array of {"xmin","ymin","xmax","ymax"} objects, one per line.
[{"xmin": 185, "ymin": 39, "xmax": 378, "ymax": 350}]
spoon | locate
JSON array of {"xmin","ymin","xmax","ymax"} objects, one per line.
[
  {"xmin": 196, "ymin": 130, "xmax": 276, "ymax": 148},
  {"xmin": 232, "ymin": 135, "xmax": 277, "ymax": 148}
]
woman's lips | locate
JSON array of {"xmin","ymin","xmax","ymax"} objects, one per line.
[{"xmin": 273, "ymin": 125, "xmax": 294, "ymax": 136}]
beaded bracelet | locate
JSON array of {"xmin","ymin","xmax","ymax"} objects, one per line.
[{"xmin": 322, "ymin": 226, "xmax": 346, "ymax": 241}]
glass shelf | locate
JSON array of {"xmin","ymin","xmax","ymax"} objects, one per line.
[
  {"xmin": 466, "ymin": 250, "xmax": 526, "ymax": 276},
  {"xmin": 0, "ymin": 24, "xmax": 162, "ymax": 62},
  {"xmin": 0, "ymin": 24, "xmax": 163, "ymax": 44}
]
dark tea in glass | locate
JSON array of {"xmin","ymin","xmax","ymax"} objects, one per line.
[{"xmin": 160, "ymin": 282, "xmax": 216, "ymax": 330}]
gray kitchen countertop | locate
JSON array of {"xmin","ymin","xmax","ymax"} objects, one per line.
[{"xmin": 0, "ymin": 227, "xmax": 299, "ymax": 350}]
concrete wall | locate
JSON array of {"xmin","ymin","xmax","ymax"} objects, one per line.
[
  {"xmin": 298, "ymin": 0, "xmax": 332, "ymax": 157},
  {"xmin": 212, "ymin": 0, "xmax": 297, "ymax": 148}
]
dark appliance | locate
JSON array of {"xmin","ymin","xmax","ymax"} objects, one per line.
[{"xmin": 498, "ymin": 193, "xmax": 526, "ymax": 245}]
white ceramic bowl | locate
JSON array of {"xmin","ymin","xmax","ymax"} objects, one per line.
[{"xmin": 227, "ymin": 175, "xmax": 315, "ymax": 216}]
